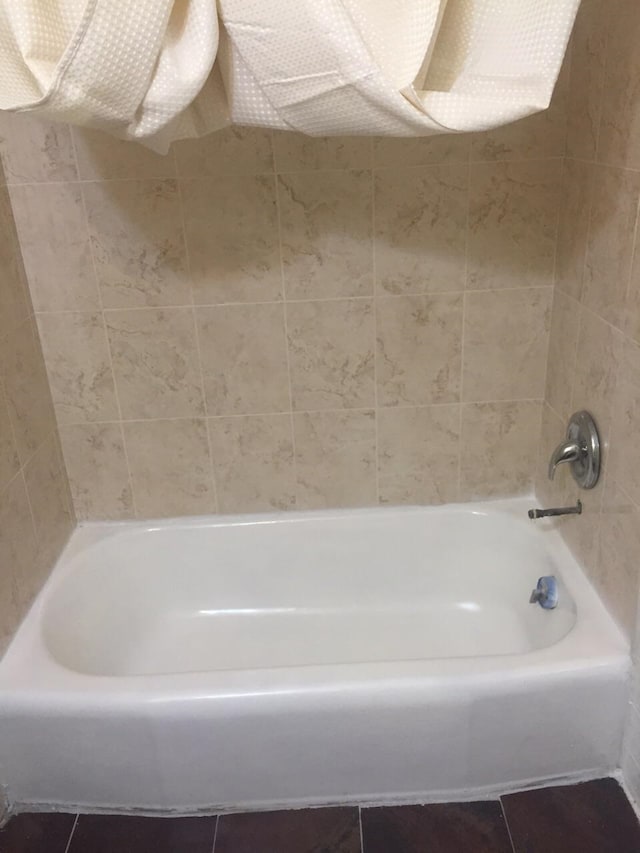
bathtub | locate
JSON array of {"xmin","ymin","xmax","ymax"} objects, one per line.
[{"xmin": 0, "ymin": 497, "xmax": 629, "ymax": 815}]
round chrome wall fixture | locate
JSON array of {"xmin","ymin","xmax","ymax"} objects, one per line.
[{"xmin": 565, "ymin": 410, "xmax": 600, "ymax": 490}]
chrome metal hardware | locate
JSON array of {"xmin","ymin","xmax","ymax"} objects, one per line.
[
  {"xmin": 548, "ymin": 411, "xmax": 600, "ymax": 489},
  {"xmin": 528, "ymin": 500, "xmax": 582, "ymax": 520}
]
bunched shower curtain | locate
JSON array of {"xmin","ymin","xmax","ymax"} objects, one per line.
[{"xmin": 0, "ymin": 1, "xmax": 581, "ymax": 151}]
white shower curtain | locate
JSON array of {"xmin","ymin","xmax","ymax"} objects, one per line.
[{"xmin": 0, "ymin": 0, "xmax": 581, "ymax": 151}]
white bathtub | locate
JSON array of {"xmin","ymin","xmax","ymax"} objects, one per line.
[{"xmin": 0, "ymin": 497, "xmax": 629, "ymax": 814}]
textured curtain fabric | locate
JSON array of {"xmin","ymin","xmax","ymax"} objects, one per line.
[{"xmin": 0, "ymin": 0, "xmax": 581, "ymax": 151}]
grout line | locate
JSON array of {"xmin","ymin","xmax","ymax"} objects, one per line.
[
  {"xmin": 75, "ymin": 174, "xmax": 138, "ymax": 518},
  {"xmin": 175, "ymin": 171, "xmax": 220, "ymax": 514},
  {"xmin": 63, "ymin": 813, "xmax": 79, "ymax": 853},
  {"xmin": 371, "ymin": 166, "xmax": 380, "ymax": 505},
  {"xmin": 274, "ymin": 169, "xmax": 299, "ymax": 506},
  {"xmin": 499, "ymin": 799, "xmax": 518, "ymax": 853},
  {"xmin": 358, "ymin": 805, "xmax": 365, "ymax": 853},
  {"xmin": 457, "ymin": 156, "xmax": 471, "ymax": 500}
]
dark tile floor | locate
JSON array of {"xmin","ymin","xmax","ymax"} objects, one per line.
[{"xmin": 1, "ymin": 778, "xmax": 639, "ymax": 853}]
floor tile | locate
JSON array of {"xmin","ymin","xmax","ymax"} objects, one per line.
[
  {"xmin": 0, "ymin": 813, "xmax": 75, "ymax": 853},
  {"xmin": 361, "ymin": 801, "xmax": 513, "ymax": 853},
  {"xmin": 67, "ymin": 814, "xmax": 216, "ymax": 853},
  {"xmin": 502, "ymin": 778, "xmax": 640, "ymax": 853},
  {"xmin": 214, "ymin": 806, "xmax": 361, "ymax": 853}
]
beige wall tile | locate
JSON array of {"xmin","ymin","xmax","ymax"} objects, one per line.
[
  {"xmin": 60, "ymin": 423, "xmax": 133, "ymax": 520},
  {"xmin": 460, "ymin": 401, "xmax": 541, "ymax": 499},
  {"xmin": 462, "ymin": 288, "xmax": 552, "ymax": 402},
  {"xmin": 287, "ymin": 299, "xmax": 375, "ymax": 411},
  {"xmin": 0, "ymin": 115, "xmax": 77, "ymax": 183},
  {"xmin": 598, "ymin": 0, "xmax": 640, "ymax": 169},
  {"xmin": 468, "ymin": 160, "xmax": 561, "ymax": 290},
  {"xmin": 545, "ymin": 290, "xmax": 581, "ymax": 421},
  {"xmin": 37, "ymin": 312, "xmax": 118, "ymax": 424},
  {"xmin": 0, "ymin": 186, "xmax": 30, "ymax": 329},
  {"xmin": 106, "ymin": 307, "xmax": 204, "ymax": 420},
  {"xmin": 182, "ymin": 174, "xmax": 281, "ymax": 305},
  {"xmin": 597, "ymin": 478, "xmax": 640, "ymax": 638},
  {"xmin": 555, "ymin": 158, "xmax": 593, "ymax": 301},
  {"xmin": 83, "ymin": 180, "xmax": 190, "ymax": 308},
  {"xmin": 175, "ymin": 127, "xmax": 274, "ymax": 177},
  {"xmin": 609, "ymin": 337, "xmax": 640, "ymax": 506},
  {"xmin": 273, "ymin": 133, "xmax": 372, "ymax": 172},
  {"xmin": 209, "ymin": 415, "xmax": 295, "ymax": 512},
  {"xmin": 0, "ymin": 381, "xmax": 19, "ymax": 492},
  {"xmin": 373, "ymin": 134, "xmax": 469, "ymax": 169},
  {"xmin": 559, "ymin": 472, "xmax": 604, "ymax": 582},
  {"xmin": 23, "ymin": 435, "xmax": 73, "ymax": 587},
  {"xmin": 374, "ymin": 165, "xmax": 467, "ymax": 295},
  {"xmin": 1, "ymin": 317, "xmax": 57, "ymax": 462},
  {"xmin": 377, "ymin": 294, "xmax": 463, "ymax": 406},
  {"xmin": 566, "ymin": 0, "xmax": 608, "ymax": 161},
  {"xmin": 535, "ymin": 402, "xmax": 568, "ymax": 507},
  {"xmin": 279, "ymin": 170, "xmax": 373, "ymax": 300},
  {"xmin": 0, "ymin": 474, "xmax": 38, "ymax": 647},
  {"xmin": 378, "ymin": 405, "xmax": 460, "ymax": 505},
  {"xmin": 10, "ymin": 182, "xmax": 99, "ymax": 312},
  {"xmin": 294, "ymin": 409, "xmax": 376, "ymax": 509},
  {"xmin": 571, "ymin": 307, "xmax": 623, "ymax": 440},
  {"xmin": 124, "ymin": 418, "xmax": 215, "ymax": 518},
  {"xmin": 197, "ymin": 303, "xmax": 290, "ymax": 416},
  {"xmin": 72, "ymin": 128, "xmax": 175, "ymax": 180},
  {"xmin": 583, "ymin": 165, "xmax": 640, "ymax": 331}
]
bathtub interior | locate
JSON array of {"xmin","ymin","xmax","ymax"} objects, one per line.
[{"xmin": 40, "ymin": 501, "xmax": 579, "ymax": 678}]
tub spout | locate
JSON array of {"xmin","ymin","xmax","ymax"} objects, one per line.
[
  {"xmin": 528, "ymin": 500, "xmax": 582, "ymax": 520},
  {"xmin": 548, "ymin": 439, "xmax": 582, "ymax": 480}
]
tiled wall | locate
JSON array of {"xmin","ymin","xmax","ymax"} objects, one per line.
[
  {"xmin": 532, "ymin": 0, "xmax": 640, "ymax": 799},
  {"xmin": 0, "ymin": 95, "xmax": 567, "ymax": 521},
  {"xmin": 0, "ymin": 160, "xmax": 74, "ymax": 655}
]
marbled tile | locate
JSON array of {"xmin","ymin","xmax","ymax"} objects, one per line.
[
  {"xmin": 208, "ymin": 415, "xmax": 295, "ymax": 513},
  {"xmin": 376, "ymin": 294, "xmax": 462, "ymax": 406},
  {"xmin": 1, "ymin": 317, "xmax": 57, "ymax": 462},
  {"xmin": 361, "ymin": 802, "xmax": 512, "ymax": 853},
  {"xmin": 60, "ymin": 423, "xmax": 133, "ymax": 520},
  {"xmin": 609, "ymin": 337, "xmax": 640, "ymax": 506},
  {"xmin": 294, "ymin": 409, "xmax": 376, "ymax": 509},
  {"xmin": 0, "ymin": 812, "xmax": 76, "ymax": 853},
  {"xmin": 502, "ymin": 778, "xmax": 640, "ymax": 853},
  {"xmin": 106, "ymin": 308, "xmax": 204, "ymax": 419},
  {"xmin": 0, "ymin": 185, "xmax": 30, "ymax": 328},
  {"xmin": 124, "ymin": 419, "xmax": 215, "ymax": 518},
  {"xmin": 467, "ymin": 159, "xmax": 560, "ymax": 290},
  {"xmin": 0, "ymin": 474, "xmax": 35, "ymax": 650},
  {"xmin": 83, "ymin": 179, "xmax": 190, "ymax": 308},
  {"xmin": 377, "ymin": 405, "xmax": 460, "ymax": 505},
  {"xmin": 197, "ymin": 303, "xmax": 289, "ymax": 415},
  {"xmin": 373, "ymin": 133, "xmax": 470, "ymax": 169},
  {"xmin": 571, "ymin": 307, "xmax": 623, "ymax": 440},
  {"xmin": 175, "ymin": 126, "xmax": 274, "ymax": 177},
  {"xmin": 72, "ymin": 127, "xmax": 175, "ymax": 180},
  {"xmin": 278, "ymin": 169, "xmax": 373, "ymax": 300},
  {"xmin": 598, "ymin": 0, "xmax": 640, "ymax": 169},
  {"xmin": 22, "ymin": 435, "xmax": 73, "ymax": 594},
  {"xmin": 596, "ymin": 478, "xmax": 640, "ymax": 638},
  {"xmin": 460, "ymin": 401, "xmax": 541, "ymax": 499},
  {"xmin": 215, "ymin": 807, "xmax": 361, "ymax": 853},
  {"xmin": 0, "ymin": 381, "xmax": 19, "ymax": 492},
  {"xmin": 68, "ymin": 814, "xmax": 216, "ymax": 853},
  {"xmin": 583, "ymin": 164, "xmax": 640, "ymax": 331},
  {"xmin": 273, "ymin": 132, "xmax": 372, "ymax": 171},
  {"xmin": 535, "ymin": 402, "xmax": 568, "ymax": 508},
  {"xmin": 37, "ymin": 312, "xmax": 118, "ymax": 425},
  {"xmin": 462, "ymin": 288, "xmax": 551, "ymax": 402},
  {"xmin": 374, "ymin": 165, "xmax": 468, "ymax": 295},
  {"xmin": 545, "ymin": 291, "xmax": 581, "ymax": 421},
  {"xmin": 566, "ymin": 0, "xmax": 609, "ymax": 161},
  {"xmin": 0, "ymin": 114, "xmax": 77, "ymax": 183},
  {"xmin": 182, "ymin": 174, "xmax": 281, "ymax": 304},
  {"xmin": 555, "ymin": 158, "xmax": 594, "ymax": 301},
  {"xmin": 9, "ymin": 182, "xmax": 100, "ymax": 312},
  {"xmin": 287, "ymin": 299, "xmax": 375, "ymax": 411}
]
